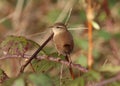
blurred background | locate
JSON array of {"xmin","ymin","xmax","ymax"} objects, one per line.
[{"xmin": 0, "ymin": 0, "xmax": 120, "ymax": 86}]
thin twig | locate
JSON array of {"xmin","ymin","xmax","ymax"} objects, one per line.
[
  {"xmin": 0, "ymin": 13, "xmax": 14, "ymax": 23},
  {"xmin": 0, "ymin": 54, "xmax": 88, "ymax": 73},
  {"xmin": 26, "ymin": 26, "xmax": 88, "ymax": 37},
  {"xmin": 18, "ymin": 0, "xmax": 33, "ymax": 35},
  {"xmin": 65, "ymin": 8, "xmax": 73, "ymax": 25},
  {"xmin": 26, "ymin": 30, "xmax": 49, "ymax": 38},
  {"xmin": 55, "ymin": 0, "xmax": 75, "ymax": 23},
  {"xmin": 12, "ymin": 0, "xmax": 24, "ymax": 32},
  {"xmin": 19, "ymin": 33, "xmax": 54, "ymax": 74},
  {"xmin": 68, "ymin": 27, "xmax": 88, "ymax": 30}
]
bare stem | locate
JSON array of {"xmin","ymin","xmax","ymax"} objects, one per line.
[{"xmin": 0, "ymin": 54, "xmax": 88, "ymax": 73}]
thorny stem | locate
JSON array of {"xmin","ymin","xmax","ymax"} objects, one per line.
[{"xmin": 0, "ymin": 54, "xmax": 88, "ymax": 73}]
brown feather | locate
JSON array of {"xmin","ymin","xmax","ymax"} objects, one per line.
[
  {"xmin": 53, "ymin": 30, "xmax": 74, "ymax": 56},
  {"xmin": 52, "ymin": 22, "xmax": 75, "ymax": 79}
]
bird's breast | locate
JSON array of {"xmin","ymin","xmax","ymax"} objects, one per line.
[{"xmin": 53, "ymin": 31, "xmax": 74, "ymax": 55}]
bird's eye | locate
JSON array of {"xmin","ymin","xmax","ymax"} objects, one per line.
[{"xmin": 56, "ymin": 26, "xmax": 62, "ymax": 29}]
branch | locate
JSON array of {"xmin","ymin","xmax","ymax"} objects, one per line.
[
  {"xmin": 0, "ymin": 54, "xmax": 88, "ymax": 73},
  {"xmin": 0, "ymin": 13, "xmax": 14, "ymax": 23},
  {"xmin": 19, "ymin": 33, "xmax": 54, "ymax": 73},
  {"xmin": 86, "ymin": 0, "xmax": 94, "ymax": 69}
]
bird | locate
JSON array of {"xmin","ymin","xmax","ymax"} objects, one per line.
[{"xmin": 51, "ymin": 22, "xmax": 75, "ymax": 79}]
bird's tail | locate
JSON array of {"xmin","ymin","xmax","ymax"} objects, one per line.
[{"xmin": 65, "ymin": 55, "xmax": 75, "ymax": 80}]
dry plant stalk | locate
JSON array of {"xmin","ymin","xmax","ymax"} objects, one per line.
[{"xmin": 86, "ymin": 0, "xmax": 94, "ymax": 69}]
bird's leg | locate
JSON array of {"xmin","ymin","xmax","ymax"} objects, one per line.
[
  {"xmin": 65, "ymin": 55, "xmax": 75, "ymax": 79},
  {"xmin": 68, "ymin": 55, "xmax": 72, "ymax": 64}
]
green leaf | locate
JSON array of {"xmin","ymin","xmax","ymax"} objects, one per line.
[
  {"xmin": 79, "ymin": 10, "xmax": 86, "ymax": 23},
  {"xmin": 83, "ymin": 70, "xmax": 101, "ymax": 81},
  {"xmin": 12, "ymin": 78, "xmax": 25, "ymax": 86},
  {"xmin": 93, "ymin": 49, "xmax": 100, "ymax": 59},
  {"xmin": 113, "ymin": 32, "xmax": 120, "ymax": 39},
  {"xmin": 99, "ymin": 64, "xmax": 120, "ymax": 73},
  {"xmin": 108, "ymin": 0, "xmax": 118, "ymax": 8},
  {"xmin": 68, "ymin": 77, "xmax": 84, "ymax": 86},
  {"xmin": 32, "ymin": 59, "xmax": 59, "ymax": 73},
  {"xmin": 95, "ymin": 30, "xmax": 111, "ymax": 41},
  {"xmin": 98, "ymin": 12, "xmax": 106, "ymax": 22},
  {"xmin": 2, "ymin": 78, "xmax": 15, "ymax": 86},
  {"xmin": 2, "ymin": 19, "xmax": 12, "ymax": 29},
  {"xmin": 28, "ymin": 73, "xmax": 53, "ymax": 86},
  {"xmin": 110, "ymin": 82, "xmax": 120, "ymax": 86},
  {"xmin": 74, "ymin": 37, "xmax": 88, "ymax": 50},
  {"xmin": 0, "ymin": 35, "xmax": 40, "ymax": 56},
  {"xmin": 118, "ymin": 9, "xmax": 120, "ymax": 15},
  {"xmin": 92, "ymin": 21, "xmax": 100, "ymax": 30},
  {"xmin": 43, "ymin": 47, "xmax": 55, "ymax": 55},
  {"xmin": 76, "ymin": 54, "xmax": 87, "ymax": 67}
]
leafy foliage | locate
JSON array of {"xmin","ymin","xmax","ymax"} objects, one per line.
[
  {"xmin": 0, "ymin": 35, "xmax": 39, "ymax": 56},
  {"xmin": 0, "ymin": 0, "xmax": 120, "ymax": 86},
  {"xmin": 28, "ymin": 73, "xmax": 53, "ymax": 86}
]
